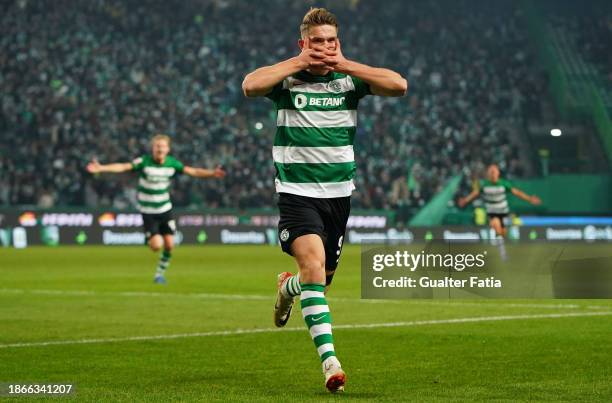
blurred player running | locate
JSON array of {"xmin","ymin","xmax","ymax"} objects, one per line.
[
  {"xmin": 86, "ymin": 134, "xmax": 225, "ymax": 283},
  {"xmin": 458, "ymin": 164, "xmax": 541, "ymax": 258},
  {"xmin": 242, "ymin": 7, "xmax": 407, "ymax": 392}
]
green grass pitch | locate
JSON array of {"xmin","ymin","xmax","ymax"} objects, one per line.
[{"xmin": 0, "ymin": 245, "xmax": 611, "ymax": 402}]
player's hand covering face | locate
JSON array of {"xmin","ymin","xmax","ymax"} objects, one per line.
[
  {"xmin": 297, "ymin": 36, "xmax": 328, "ymax": 69},
  {"xmin": 314, "ymin": 38, "xmax": 346, "ymax": 71},
  {"xmin": 298, "ymin": 25, "xmax": 346, "ymax": 73}
]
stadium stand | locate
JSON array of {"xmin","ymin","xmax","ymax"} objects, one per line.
[{"xmin": 0, "ymin": 0, "xmax": 558, "ymax": 217}]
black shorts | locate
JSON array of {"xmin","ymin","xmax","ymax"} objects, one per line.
[
  {"xmin": 142, "ymin": 210, "xmax": 176, "ymax": 242},
  {"xmin": 487, "ymin": 213, "xmax": 508, "ymax": 228},
  {"xmin": 277, "ymin": 193, "xmax": 350, "ymax": 270}
]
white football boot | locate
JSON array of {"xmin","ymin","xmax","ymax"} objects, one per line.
[
  {"xmin": 323, "ymin": 356, "xmax": 346, "ymax": 393},
  {"xmin": 273, "ymin": 272, "xmax": 294, "ymax": 327}
]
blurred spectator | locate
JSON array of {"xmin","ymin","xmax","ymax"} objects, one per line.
[{"xmin": 1, "ymin": 0, "xmax": 550, "ymax": 216}]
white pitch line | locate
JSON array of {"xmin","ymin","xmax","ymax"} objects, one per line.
[
  {"xmin": 0, "ymin": 287, "xmax": 607, "ymax": 310},
  {"xmin": 586, "ymin": 305, "xmax": 610, "ymax": 310},
  {"xmin": 0, "ymin": 288, "xmax": 269, "ymax": 301},
  {"xmin": 354, "ymin": 300, "xmax": 589, "ymax": 310},
  {"xmin": 1, "ymin": 311, "xmax": 610, "ymax": 349}
]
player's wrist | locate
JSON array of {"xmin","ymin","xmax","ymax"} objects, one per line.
[
  {"xmin": 291, "ymin": 56, "xmax": 309, "ymax": 71},
  {"xmin": 333, "ymin": 59, "xmax": 354, "ymax": 74}
]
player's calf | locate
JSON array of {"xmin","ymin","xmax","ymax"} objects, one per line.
[{"xmin": 154, "ymin": 248, "xmax": 172, "ymax": 284}]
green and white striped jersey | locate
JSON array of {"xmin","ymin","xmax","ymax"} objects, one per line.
[
  {"xmin": 131, "ymin": 155, "xmax": 184, "ymax": 214},
  {"xmin": 480, "ymin": 179, "xmax": 513, "ymax": 214},
  {"xmin": 266, "ymin": 70, "xmax": 371, "ymax": 198}
]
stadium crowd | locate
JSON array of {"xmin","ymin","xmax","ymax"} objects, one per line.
[
  {"xmin": 1, "ymin": 0, "xmax": 548, "ymax": 217},
  {"xmin": 575, "ymin": 13, "xmax": 611, "ymax": 85}
]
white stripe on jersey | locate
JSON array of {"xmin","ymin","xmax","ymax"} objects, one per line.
[{"xmin": 272, "ymin": 145, "xmax": 354, "ymax": 164}]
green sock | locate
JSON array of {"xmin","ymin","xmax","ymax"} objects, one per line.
[
  {"xmin": 300, "ymin": 283, "xmax": 336, "ymax": 362},
  {"xmin": 281, "ymin": 274, "xmax": 301, "ymax": 297},
  {"xmin": 156, "ymin": 250, "xmax": 171, "ymax": 276}
]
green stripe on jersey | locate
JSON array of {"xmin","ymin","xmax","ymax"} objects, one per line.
[
  {"xmin": 274, "ymin": 162, "xmax": 355, "ymax": 183},
  {"xmin": 138, "ymin": 199, "xmax": 172, "ymax": 208},
  {"xmin": 273, "ymin": 127, "xmax": 355, "ymax": 147}
]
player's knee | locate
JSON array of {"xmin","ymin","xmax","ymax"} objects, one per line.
[
  {"xmin": 292, "ymin": 235, "xmax": 326, "ymax": 283},
  {"xmin": 300, "ymin": 256, "xmax": 325, "ymax": 274},
  {"xmin": 148, "ymin": 236, "xmax": 162, "ymax": 252},
  {"xmin": 297, "ymin": 254, "xmax": 325, "ymax": 283},
  {"xmin": 495, "ymin": 225, "xmax": 504, "ymax": 235}
]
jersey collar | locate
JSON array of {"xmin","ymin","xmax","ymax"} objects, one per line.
[{"xmin": 295, "ymin": 70, "xmax": 336, "ymax": 83}]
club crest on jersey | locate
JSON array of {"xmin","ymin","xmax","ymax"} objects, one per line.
[
  {"xmin": 279, "ymin": 229, "xmax": 290, "ymax": 242},
  {"xmin": 329, "ymin": 81, "xmax": 342, "ymax": 92}
]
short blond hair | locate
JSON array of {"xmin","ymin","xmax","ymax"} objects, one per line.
[
  {"xmin": 300, "ymin": 8, "xmax": 338, "ymax": 38},
  {"xmin": 151, "ymin": 134, "xmax": 171, "ymax": 147}
]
